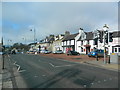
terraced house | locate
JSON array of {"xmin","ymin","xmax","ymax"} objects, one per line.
[
  {"xmin": 35, "ymin": 28, "xmax": 119, "ymax": 56},
  {"xmin": 76, "ymin": 31, "xmax": 94, "ymax": 54},
  {"xmin": 52, "ymin": 34, "xmax": 65, "ymax": 52},
  {"xmin": 62, "ymin": 31, "xmax": 78, "ymax": 53}
]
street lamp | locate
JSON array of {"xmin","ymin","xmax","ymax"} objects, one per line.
[
  {"xmin": 30, "ymin": 27, "xmax": 36, "ymax": 43},
  {"xmin": 8, "ymin": 39, "xmax": 12, "ymax": 47},
  {"xmin": 103, "ymin": 24, "xmax": 109, "ymax": 64},
  {"xmin": 22, "ymin": 37, "xmax": 26, "ymax": 44}
]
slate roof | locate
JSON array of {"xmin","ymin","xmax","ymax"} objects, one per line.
[
  {"xmin": 62, "ymin": 33, "xmax": 79, "ymax": 41},
  {"xmin": 113, "ymin": 31, "xmax": 120, "ymax": 37},
  {"xmin": 85, "ymin": 32, "xmax": 94, "ymax": 40},
  {"xmin": 47, "ymin": 37, "xmax": 54, "ymax": 43},
  {"xmin": 78, "ymin": 32, "xmax": 93, "ymax": 41}
]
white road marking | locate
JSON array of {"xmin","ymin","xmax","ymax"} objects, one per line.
[
  {"xmin": 14, "ymin": 61, "xmax": 17, "ymax": 65},
  {"xmin": 19, "ymin": 70, "xmax": 26, "ymax": 73},
  {"xmin": 14, "ymin": 63, "xmax": 21, "ymax": 71},
  {"xmin": 49, "ymin": 63, "xmax": 74, "ymax": 68},
  {"xmin": 55, "ymin": 64, "xmax": 72, "ymax": 68},
  {"xmin": 49, "ymin": 63, "xmax": 55, "ymax": 67}
]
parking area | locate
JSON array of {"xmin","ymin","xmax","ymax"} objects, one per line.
[{"xmin": 39, "ymin": 53, "xmax": 108, "ymax": 63}]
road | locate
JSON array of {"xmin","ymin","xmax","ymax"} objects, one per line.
[{"xmin": 4, "ymin": 53, "xmax": 118, "ymax": 88}]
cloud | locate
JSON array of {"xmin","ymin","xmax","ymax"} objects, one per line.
[{"xmin": 2, "ymin": 2, "xmax": 118, "ymax": 44}]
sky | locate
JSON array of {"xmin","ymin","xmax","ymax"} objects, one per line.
[{"xmin": 1, "ymin": 1, "xmax": 119, "ymax": 45}]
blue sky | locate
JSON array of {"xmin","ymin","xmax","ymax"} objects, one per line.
[{"xmin": 1, "ymin": 2, "xmax": 118, "ymax": 45}]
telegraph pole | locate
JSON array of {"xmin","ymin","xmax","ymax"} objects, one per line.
[{"xmin": 30, "ymin": 27, "xmax": 36, "ymax": 43}]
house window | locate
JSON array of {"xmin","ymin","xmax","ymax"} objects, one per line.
[
  {"xmin": 119, "ymin": 48, "xmax": 120, "ymax": 52},
  {"xmin": 81, "ymin": 47, "xmax": 83, "ymax": 52},
  {"xmin": 114, "ymin": 48, "xmax": 117, "ymax": 53}
]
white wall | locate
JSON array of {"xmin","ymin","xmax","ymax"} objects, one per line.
[
  {"xmin": 76, "ymin": 40, "xmax": 94, "ymax": 54},
  {"xmin": 67, "ymin": 41, "xmax": 70, "ymax": 45},
  {"xmin": 108, "ymin": 37, "xmax": 120, "ymax": 55}
]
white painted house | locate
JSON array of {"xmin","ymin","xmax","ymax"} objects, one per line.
[
  {"xmin": 93, "ymin": 30, "xmax": 120, "ymax": 55},
  {"xmin": 52, "ymin": 34, "xmax": 65, "ymax": 52},
  {"xmin": 105, "ymin": 31, "xmax": 120, "ymax": 55},
  {"xmin": 62, "ymin": 31, "xmax": 78, "ymax": 53},
  {"xmin": 76, "ymin": 29, "xmax": 94, "ymax": 54}
]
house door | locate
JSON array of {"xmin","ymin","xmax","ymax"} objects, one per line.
[{"xmin": 86, "ymin": 47, "xmax": 90, "ymax": 54}]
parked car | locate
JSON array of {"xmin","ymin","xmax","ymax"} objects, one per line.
[
  {"xmin": 67, "ymin": 51, "xmax": 80, "ymax": 56},
  {"xmin": 27, "ymin": 51, "xmax": 34, "ymax": 54},
  {"xmin": 53, "ymin": 50, "xmax": 63, "ymax": 54},
  {"xmin": 40, "ymin": 50, "xmax": 46, "ymax": 53},
  {"xmin": 0, "ymin": 52, "xmax": 5, "ymax": 55},
  {"xmin": 44, "ymin": 50, "xmax": 51, "ymax": 54},
  {"xmin": 88, "ymin": 49, "xmax": 104, "ymax": 57},
  {"xmin": 11, "ymin": 50, "xmax": 16, "ymax": 54}
]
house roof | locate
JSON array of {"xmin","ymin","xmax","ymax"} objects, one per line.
[
  {"xmin": 78, "ymin": 32, "xmax": 93, "ymax": 41},
  {"xmin": 47, "ymin": 37, "xmax": 54, "ymax": 43},
  {"xmin": 113, "ymin": 31, "xmax": 120, "ymax": 37},
  {"xmin": 85, "ymin": 32, "xmax": 94, "ymax": 40},
  {"xmin": 62, "ymin": 33, "xmax": 79, "ymax": 41}
]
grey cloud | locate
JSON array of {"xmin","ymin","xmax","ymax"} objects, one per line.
[{"xmin": 2, "ymin": 2, "xmax": 118, "ymax": 44}]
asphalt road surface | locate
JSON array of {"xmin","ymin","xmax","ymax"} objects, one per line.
[{"xmin": 4, "ymin": 53, "xmax": 118, "ymax": 88}]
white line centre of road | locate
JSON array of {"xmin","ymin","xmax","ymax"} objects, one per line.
[
  {"xmin": 49, "ymin": 63, "xmax": 55, "ymax": 67},
  {"xmin": 55, "ymin": 64, "xmax": 72, "ymax": 67},
  {"xmin": 49, "ymin": 63, "xmax": 74, "ymax": 68}
]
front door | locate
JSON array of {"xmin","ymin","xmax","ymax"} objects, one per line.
[{"xmin": 86, "ymin": 47, "xmax": 90, "ymax": 54}]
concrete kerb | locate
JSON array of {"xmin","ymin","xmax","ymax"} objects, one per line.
[{"xmin": 83, "ymin": 61, "xmax": 119, "ymax": 72}]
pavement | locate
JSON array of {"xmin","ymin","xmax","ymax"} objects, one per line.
[
  {"xmin": 83, "ymin": 60, "xmax": 119, "ymax": 72},
  {"xmin": 0, "ymin": 55, "xmax": 13, "ymax": 89}
]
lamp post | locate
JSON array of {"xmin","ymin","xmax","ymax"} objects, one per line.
[
  {"xmin": 103, "ymin": 24, "xmax": 109, "ymax": 64},
  {"xmin": 8, "ymin": 39, "xmax": 12, "ymax": 47},
  {"xmin": 30, "ymin": 27, "xmax": 36, "ymax": 43},
  {"xmin": 22, "ymin": 37, "xmax": 26, "ymax": 44}
]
